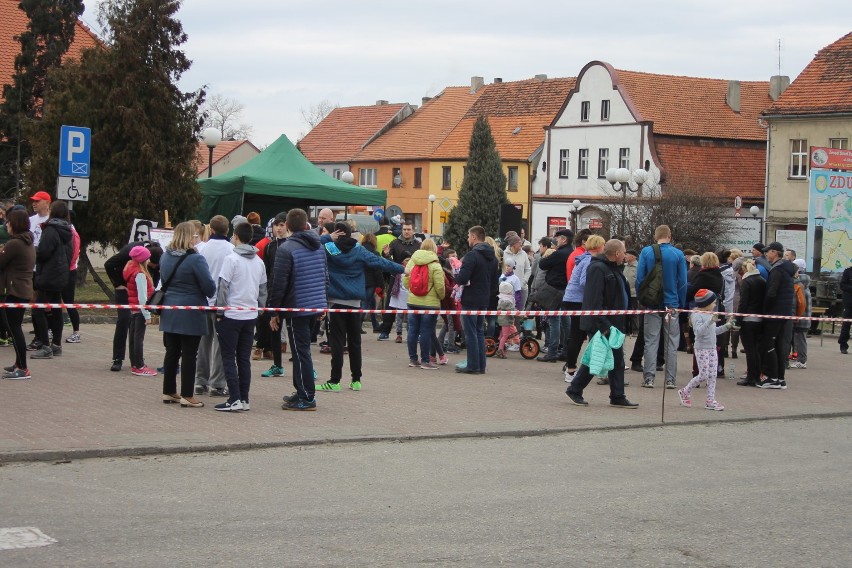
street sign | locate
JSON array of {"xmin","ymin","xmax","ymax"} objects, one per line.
[
  {"xmin": 372, "ymin": 207, "xmax": 384, "ymax": 222},
  {"xmin": 56, "ymin": 176, "xmax": 89, "ymax": 201},
  {"xmin": 58, "ymin": 125, "xmax": 91, "ymax": 177}
]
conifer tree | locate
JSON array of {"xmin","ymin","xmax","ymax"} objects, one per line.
[
  {"xmin": 24, "ymin": 0, "xmax": 205, "ymax": 248},
  {"xmin": 0, "ymin": 0, "xmax": 84, "ymax": 196},
  {"xmin": 443, "ymin": 115, "xmax": 508, "ymax": 255}
]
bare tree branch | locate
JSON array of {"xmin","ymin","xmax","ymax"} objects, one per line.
[
  {"xmin": 202, "ymin": 93, "xmax": 254, "ymax": 140},
  {"xmin": 297, "ymin": 99, "xmax": 338, "ymax": 140}
]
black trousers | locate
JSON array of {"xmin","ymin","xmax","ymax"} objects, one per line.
[
  {"xmin": 32, "ymin": 289, "xmax": 64, "ymax": 346},
  {"xmin": 562, "ymin": 301, "xmax": 586, "ymax": 370},
  {"xmin": 838, "ymin": 303, "xmax": 852, "ymax": 350},
  {"xmin": 1, "ymin": 295, "xmax": 28, "ymax": 370},
  {"xmin": 568, "ymin": 346, "xmax": 627, "ymax": 402},
  {"xmin": 112, "ymin": 288, "xmax": 132, "ymax": 361},
  {"xmin": 61, "ymin": 269, "xmax": 80, "ymax": 332},
  {"xmin": 328, "ymin": 306, "xmax": 362, "ymax": 383},
  {"xmin": 128, "ymin": 312, "xmax": 147, "ymax": 368},
  {"xmin": 760, "ymin": 319, "xmax": 787, "ymax": 381},
  {"xmin": 162, "ymin": 332, "xmax": 201, "ymax": 398},
  {"xmin": 739, "ymin": 321, "xmax": 763, "ymax": 381}
]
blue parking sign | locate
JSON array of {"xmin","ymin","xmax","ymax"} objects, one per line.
[{"xmin": 58, "ymin": 125, "xmax": 91, "ymax": 177}]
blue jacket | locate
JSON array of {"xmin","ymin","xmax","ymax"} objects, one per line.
[
  {"xmin": 457, "ymin": 242, "xmax": 498, "ymax": 309},
  {"xmin": 324, "ymin": 236, "xmax": 403, "ymax": 301},
  {"xmin": 158, "ymin": 249, "xmax": 216, "ymax": 336},
  {"xmin": 636, "ymin": 242, "xmax": 687, "ymax": 309},
  {"xmin": 269, "ymin": 230, "xmax": 327, "ymax": 317},
  {"xmin": 563, "ymin": 252, "xmax": 591, "ymax": 302}
]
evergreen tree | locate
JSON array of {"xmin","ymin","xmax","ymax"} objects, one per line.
[
  {"xmin": 0, "ymin": 0, "xmax": 84, "ymax": 196},
  {"xmin": 25, "ymin": 0, "xmax": 205, "ymax": 248},
  {"xmin": 444, "ymin": 115, "xmax": 508, "ymax": 255}
]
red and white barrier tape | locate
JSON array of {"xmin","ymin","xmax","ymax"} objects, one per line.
[{"xmin": 2, "ymin": 302, "xmax": 850, "ymax": 324}]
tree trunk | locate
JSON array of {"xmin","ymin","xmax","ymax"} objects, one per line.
[{"xmin": 80, "ymin": 250, "xmax": 114, "ymax": 302}]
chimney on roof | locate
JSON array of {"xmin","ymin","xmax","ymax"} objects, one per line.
[
  {"xmin": 534, "ymin": 74, "xmax": 548, "ymax": 80},
  {"xmin": 769, "ymin": 75, "xmax": 791, "ymax": 101},
  {"xmin": 470, "ymin": 76, "xmax": 484, "ymax": 93},
  {"xmin": 726, "ymin": 80, "xmax": 741, "ymax": 113},
  {"xmin": 422, "ymin": 96, "xmax": 432, "ymax": 105},
  {"xmin": 494, "ymin": 77, "xmax": 502, "ymax": 84},
  {"xmin": 376, "ymin": 100, "xmax": 388, "ymax": 106}
]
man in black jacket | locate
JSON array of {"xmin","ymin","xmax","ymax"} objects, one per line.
[
  {"xmin": 534, "ymin": 228, "xmax": 573, "ymax": 362},
  {"xmin": 565, "ymin": 239, "xmax": 638, "ymax": 408},
  {"xmin": 839, "ymin": 264, "xmax": 852, "ymax": 355},
  {"xmin": 758, "ymin": 241, "xmax": 797, "ymax": 389},
  {"xmin": 104, "ymin": 240, "xmax": 162, "ymax": 371},
  {"xmin": 455, "ymin": 225, "xmax": 498, "ymax": 374}
]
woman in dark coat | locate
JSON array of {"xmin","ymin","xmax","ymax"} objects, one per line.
[
  {"xmin": 31, "ymin": 200, "xmax": 73, "ymax": 358},
  {"xmin": 735, "ymin": 259, "xmax": 767, "ymax": 386},
  {"xmin": 159, "ymin": 222, "xmax": 216, "ymax": 407},
  {"xmin": 0, "ymin": 209, "xmax": 36, "ymax": 378},
  {"xmin": 687, "ymin": 251, "xmax": 724, "ymax": 376}
]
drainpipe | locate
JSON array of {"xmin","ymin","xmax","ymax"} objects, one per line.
[{"xmin": 758, "ymin": 117, "xmax": 770, "ymax": 242}]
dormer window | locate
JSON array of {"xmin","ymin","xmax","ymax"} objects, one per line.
[{"xmin": 580, "ymin": 101, "xmax": 590, "ymax": 122}]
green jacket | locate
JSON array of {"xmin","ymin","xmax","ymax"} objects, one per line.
[{"xmin": 580, "ymin": 327, "xmax": 626, "ymax": 376}]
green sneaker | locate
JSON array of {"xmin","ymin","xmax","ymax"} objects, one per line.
[
  {"xmin": 316, "ymin": 381, "xmax": 341, "ymax": 392},
  {"xmin": 349, "ymin": 381, "xmax": 362, "ymax": 391},
  {"xmin": 261, "ymin": 365, "xmax": 285, "ymax": 377}
]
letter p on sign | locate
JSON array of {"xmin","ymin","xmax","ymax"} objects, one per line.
[{"xmin": 58, "ymin": 125, "xmax": 91, "ymax": 177}]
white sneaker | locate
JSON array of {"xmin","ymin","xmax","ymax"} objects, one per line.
[
  {"xmin": 214, "ymin": 400, "xmax": 244, "ymax": 412},
  {"xmin": 564, "ymin": 369, "xmax": 575, "ymax": 383},
  {"xmin": 65, "ymin": 332, "xmax": 81, "ymax": 344},
  {"xmin": 507, "ymin": 344, "xmax": 520, "ymax": 352},
  {"xmin": 241, "ymin": 401, "xmax": 250, "ymax": 411}
]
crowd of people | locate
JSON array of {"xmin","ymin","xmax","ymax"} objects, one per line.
[{"xmin": 2, "ymin": 195, "xmax": 849, "ymax": 415}]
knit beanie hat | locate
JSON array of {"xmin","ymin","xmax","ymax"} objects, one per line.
[
  {"xmin": 231, "ymin": 214, "xmax": 247, "ymax": 227},
  {"xmin": 499, "ymin": 281, "xmax": 514, "ymax": 295},
  {"xmin": 129, "ymin": 245, "xmax": 151, "ymax": 263},
  {"xmin": 694, "ymin": 289, "xmax": 716, "ymax": 308}
]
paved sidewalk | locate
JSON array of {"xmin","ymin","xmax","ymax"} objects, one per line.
[{"xmin": 0, "ymin": 324, "xmax": 849, "ymax": 463}]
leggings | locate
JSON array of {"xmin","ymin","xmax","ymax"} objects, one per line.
[
  {"xmin": 684, "ymin": 348, "xmax": 718, "ymax": 402},
  {"xmin": 498, "ymin": 325, "xmax": 514, "ymax": 353},
  {"xmin": 1, "ymin": 296, "xmax": 28, "ymax": 370},
  {"xmin": 61, "ymin": 269, "xmax": 80, "ymax": 332}
]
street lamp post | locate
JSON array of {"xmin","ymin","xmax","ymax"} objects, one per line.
[
  {"xmin": 570, "ymin": 199, "xmax": 581, "ymax": 232},
  {"xmin": 813, "ymin": 216, "xmax": 826, "ymax": 275},
  {"xmin": 201, "ymin": 127, "xmax": 221, "ymax": 179},
  {"xmin": 749, "ymin": 205, "xmax": 762, "ymax": 243},
  {"xmin": 428, "ymin": 194, "xmax": 436, "ymax": 234},
  {"xmin": 604, "ymin": 167, "xmax": 645, "ymax": 235}
]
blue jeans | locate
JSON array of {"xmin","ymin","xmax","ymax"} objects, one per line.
[
  {"xmin": 361, "ymin": 286, "xmax": 379, "ymax": 330},
  {"xmin": 546, "ymin": 315, "xmax": 562, "ymax": 356},
  {"xmin": 286, "ymin": 316, "xmax": 316, "ymax": 402},
  {"xmin": 216, "ymin": 317, "xmax": 256, "ymax": 403},
  {"xmin": 461, "ymin": 310, "xmax": 486, "ymax": 372},
  {"xmin": 407, "ymin": 305, "xmax": 437, "ymax": 363}
]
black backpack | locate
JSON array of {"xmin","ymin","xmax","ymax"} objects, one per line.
[{"xmin": 637, "ymin": 244, "xmax": 664, "ymax": 307}]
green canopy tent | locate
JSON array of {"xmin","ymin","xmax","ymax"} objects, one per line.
[{"xmin": 196, "ymin": 134, "xmax": 386, "ymax": 223}]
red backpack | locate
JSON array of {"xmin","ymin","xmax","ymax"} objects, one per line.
[{"xmin": 408, "ymin": 262, "xmax": 432, "ymax": 296}]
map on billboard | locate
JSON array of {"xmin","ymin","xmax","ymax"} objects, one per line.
[{"xmin": 807, "ymin": 168, "xmax": 852, "ymax": 273}]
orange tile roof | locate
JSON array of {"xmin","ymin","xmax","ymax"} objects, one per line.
[
  {"xmin": 612, "ymin": 68, "xmax": 772, "ymax": 141},
  {"xmin": 195, "ymin": 139, "xmax": 260, "ymax": 175},
  {"xmin": 298, "ymin": 102, "xmax": 410, "ymax": 163},
  {"xmin": 1, "ymin": 0, "xmax": 102, "ymax": 104},
  {"xmin": 433, "ymin": 77, "xmax": 576, "ymax": 161},
  {"xmin": 654, "ymin": 136, "xmax": 766, "ymax": 201},
  {"xmin": 353, "ymin": 87, "xmax": 481, "ymax": 161},
  {"xmin": 764, "ymin": 32, "xmax": 852, "ymax": 116}
]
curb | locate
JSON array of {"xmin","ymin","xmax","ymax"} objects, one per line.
[{"xmin": 3, "ymin": 411, "xmax": 849, "ymax": 465}]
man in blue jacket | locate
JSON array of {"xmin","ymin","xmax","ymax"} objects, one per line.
[
  {"xmin": 635, "ymin": 225, "xmax": 687, "ymax": 389},
  {"xmin": 269, "ymin": 209, "xmax": 328, "ymax": 410},
  {"xmin": 317, "ymin": 222, "xmax": 403, "ymax": 392},
  {"xmin": 455, "ymin": 225, "xmax": 498, "ymax": 374}
]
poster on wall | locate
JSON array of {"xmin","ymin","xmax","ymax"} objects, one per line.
[
  {"xmin": 547, "ymin": 217, "xmax": 567, "ymax": 237},
  {"xmin": 806, "ymin": 168, "xmax": 852, "ymax": 273},
  {"xmin": 775, "ymin": 230, "xmax": 807, "ymax": 259}
]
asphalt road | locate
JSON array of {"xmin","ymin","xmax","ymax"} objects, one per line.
[{"xmin": 1, "ymin": 417, "xmax": 849, "ymax": 567}]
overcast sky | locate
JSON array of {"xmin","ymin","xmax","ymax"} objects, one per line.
[{"xmin": 86, "ymin": 1, "xmax": 851, "ymax": 147}]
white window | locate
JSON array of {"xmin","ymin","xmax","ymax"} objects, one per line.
[
  {"xmin": 789, "ymin": 139, "xmax": 808, "ymax": 178},
  {"xmin": 601, "ymin": 100, "xmax": 610, "ymax": 121},
  {"xmin": 619, "ymin": 148, "xmax": 630, "ymax": 169},
  {"xmin": 559, "ymin": 149, "xmax": 569, "ymax": 178},
  {"xmin": 580, "ymin": 101, "xmax": 590, "ymax": 122},
  {"xmin": 578, "ymin": 149, "xmax": 589, "ymax": 178},
  {"xmin": 830, "ymin": 138, "xmax": 848, "ymax": 149},
  {"xmin": 359, "ymin": 168, "xmax": 377, "ymax": 187},
  {"xmin": 333, "ymin": 168, "xmax": 341, "ymax": 179},
  {"xmin": 597, "ymin": 148, "xmax": 609, "ymax": 178}
]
